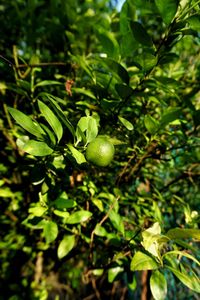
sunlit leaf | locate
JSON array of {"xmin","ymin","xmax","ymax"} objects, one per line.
[
  {"xmin": 65, "ymin": 210, "xmax": 92, "ymax": 224},
  {"xmin": 108, "ymin": 266, "xmax": 124, "ymax": 283},
  {"xmin": 57, "ymin": 235, "xmax": 75, "ymax": 259},
  {"xmin": 8, "ymin": 107, "xmax": 45, "ymax": 138},
  {"xmin": 43, "ymin": 221, "xmax": 58, "ymax": 244},
  {"xmin": 21, "ymin": 140, "xmax": 54, "ymax": 156},
  {"xmin": 67, "ymin": 144, "xmax": 86, "ymax": 164},
  {"xmin": 118, "ymin": 116, "xmax": 134, "ymax": 131},
  {"xmin": 38, "ymin": 100, "xmax": 63, "ymax": 142},
  {"xmin": 131, "ymin": 251, "xmax": 158, "ymax": 271},
  {"xmin": 150, "ymin": 270, "xmax": 167, "ymax": 300},
  {"xmin": 166, "ymin": 265, "xmax": 200, "ymax": 293}
]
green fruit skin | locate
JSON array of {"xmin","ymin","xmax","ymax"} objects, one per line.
[{"xmin": 86, "ymin": 137, "xmax": 115, "ymax": 167}]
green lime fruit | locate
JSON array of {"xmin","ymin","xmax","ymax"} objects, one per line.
[{"xmin": 85, "ymin": 136, "xmax": 115, "ymax": 167}]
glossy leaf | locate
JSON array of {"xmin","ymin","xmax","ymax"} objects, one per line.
[
  {"xmin": 35, "ymin": 80, "xmax": 62, "ymax": 88},
  {"xmin": 118, "ymin": 116, "xmax": 134, "ymax": 131},
  {"xmin": 43, "ymin": 221, "xmax": 58, "ymax": 244},
  {"xmin": 28, "ymin": 206, "xmax": 47, "ymax": 217},
  {"xmin": 131, "ymin": 251, "xmax": 158, "ymax": 271},
  {"xmin": 155, "ymin": 0, "xmax": 179, "ymax": 25},
  {"xmin": 42, "ymin": 93, "xmax": 75, "ymax": 136},
  {"xmin": 67, "ymin": 144, "xmax": 86, "ymax": 164},
  {"xmin": 108, "ymin": 266, "xmax": 124, "ymax": 283},
  {"xmin": 144, "ymin": 115, "xmax": 159, "ymax": 134},
  {"xmin": 21, "ymin": 139, "xmax": 54, "ymax": 156},
  {"xmin": 150, "ymin": 270, "xmax": 167, "ymax": 300},
  {"xmin": 65, "ymin": 210, "xmax": 92, "ymax": 224},
  {"xmin": 8, "ymin": 107, "xmax": 45, "ymax": 138},
  {"xmin": 38, "ymin": 100, "xmax": 63, "ymax": 142},
  {"xmin": 130, "ymin": 21, "xmax": 153, "ymax": 47},
  {"xmin": 57, "ymin": 235, "xmax": 75, "ymax": 259}
]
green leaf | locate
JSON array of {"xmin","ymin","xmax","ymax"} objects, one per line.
[
  {"xmin": 155, "ymin": 0, "xmax": 179, "ymax": 25},
  {"xmin": 108, "ymin": 266, "xmax": 124, "ymax": 283},
  {"xmin": 21, "ymin": 140, "xmax": 54, "ymax": 156},
  {"xmin": 109, "ymin": 210, "xmax": 125, "ymax": 235},
  {"xmin": 101, "ymin": 58, "xmax": 129, "ymax": 84},
  {"xmin": 163, "ymin": 250, "xmax": 200, "ymax": 267},
  {"xmin": 118, "ymin": 116, "xmax": 134, "ymax": 131},
  {"xmin": 41, "ymin": 93, "xmax": 75, "ymax": 136},
  {"xmin": 8, "ymin": 107, "xmax": 45, "ymax": 138},
  {"xmin": 166, "ymin": 265, "xmax": 200, "ymax": 293},
  {"xmin": 86, "ymin": 117, "xmax": 98, "ymax": 144},
  {"xmin": 35, "ymin": 80, "xmax": 62, "ymax": 88},
  {"xmin": 43, "ymin": 221, "xmax": 58, "ymax": 244},
  {"xmin": 38, "ymin": 100, "xmax": 63, "ymax": 142},
  {"xmin": 97, "ymin": 30, "xmax": 119, "ymax": 59},
  {"xmin": 144, "ymin": 115, "xmax": 159, "ymax": 134},
  {"xmin": 115, "ymin": 84, "xmax": 133, "ymax": 99},
  {"xmin": 54, "ymin": 193, "xmax": 77, "ymax": 209},
  {"xmin": 28, "ymin": 206, "xmax": 47, "ymax": 217},
  {"xmin": 57, "ymin": 235, "xmax": 75, "ymax": 259},
  {"xmin": 187, "ymin": 14, "xmax": 200, "ymax": 31},
  {"xmin": 120, "ymin": 0, "xmax": 138, "ymax": 56},
  {"xmin": 166, "ymin": 228, "xmax": 200, "ymax": 240},
  {"xmin": 67, "ymin": 144, "xmax": 86, "ymax": 164},
  {"xmin": 160, "ymin": 107, "xmax": 182, "ymax": 127},
  {"xmin": 134, "ymin": 52, "xmax": 157, "ymax": 72},
  {"xmin": 94, "ymin": 224, "xmax": 108, "ymax": 237},
  {"xmin": 65, "ymin": 210, "xmax": 92, "ymax": 224},
  {"xmin": 130, "ymin": 21, "xmax": 153, "ymax": 47},
  {"xmin": 130, "ymin": 251, "xmax": 158, "ymax": 271},
  {"xmin": 150, "ymin": 270, "xmax": 167, "ymax": 300}
]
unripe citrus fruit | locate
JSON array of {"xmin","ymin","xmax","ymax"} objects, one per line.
[{"xmin": 85, "ymin": 136, "xmax": 115, "ymax": 167}]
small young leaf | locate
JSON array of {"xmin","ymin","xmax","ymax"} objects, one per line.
[
  {"xmin": 57, "ymin": 235, "xmax": 75, "ymax": 259},
  {"xmin": 21, "ymin": 140, "xmax": 54, "ymax": 156},
  {"xmin": 67, "ymin": 144, "xmax": 86, "ymax": 164},
  {"xmin": 28, "ymin": 206, "xmax": 47, "ymax": 217},
  {"xmin": 8, "ymin": 107, "xmax": 45, "ymax": 138},
  {"xmin": 131, "ymin": 251, "xmax": 158, "ymax": 271},
  {"xmin": 65, "ymin": 210, "xmax": 92, "ymax": 224},
  {"xmin": 38, "ymin": 100, "xmax": 63, "ymax": 142},
  {"xmin": 43, "ymin": 221, "xmax": 58, "ymax": 244},
  {"xmin": 108, "ymin": 266, "xmax": 124, "ymax": 283},
  {"xmin": 150, "ymin": 270, "xmax": 167, "ymax": 300},
  {"xmin": 118, "ymin": 116, "xmax": 134, "ymax": 131}
]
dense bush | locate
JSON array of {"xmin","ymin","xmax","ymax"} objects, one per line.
[{"xmin": 0, "ymin": 0, "xmax": 200, "ymax": 299}]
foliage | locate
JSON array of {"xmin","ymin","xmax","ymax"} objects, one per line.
[{"xmin": 0, "ymin": 0, "xmax": 200, "ymax": 299}]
